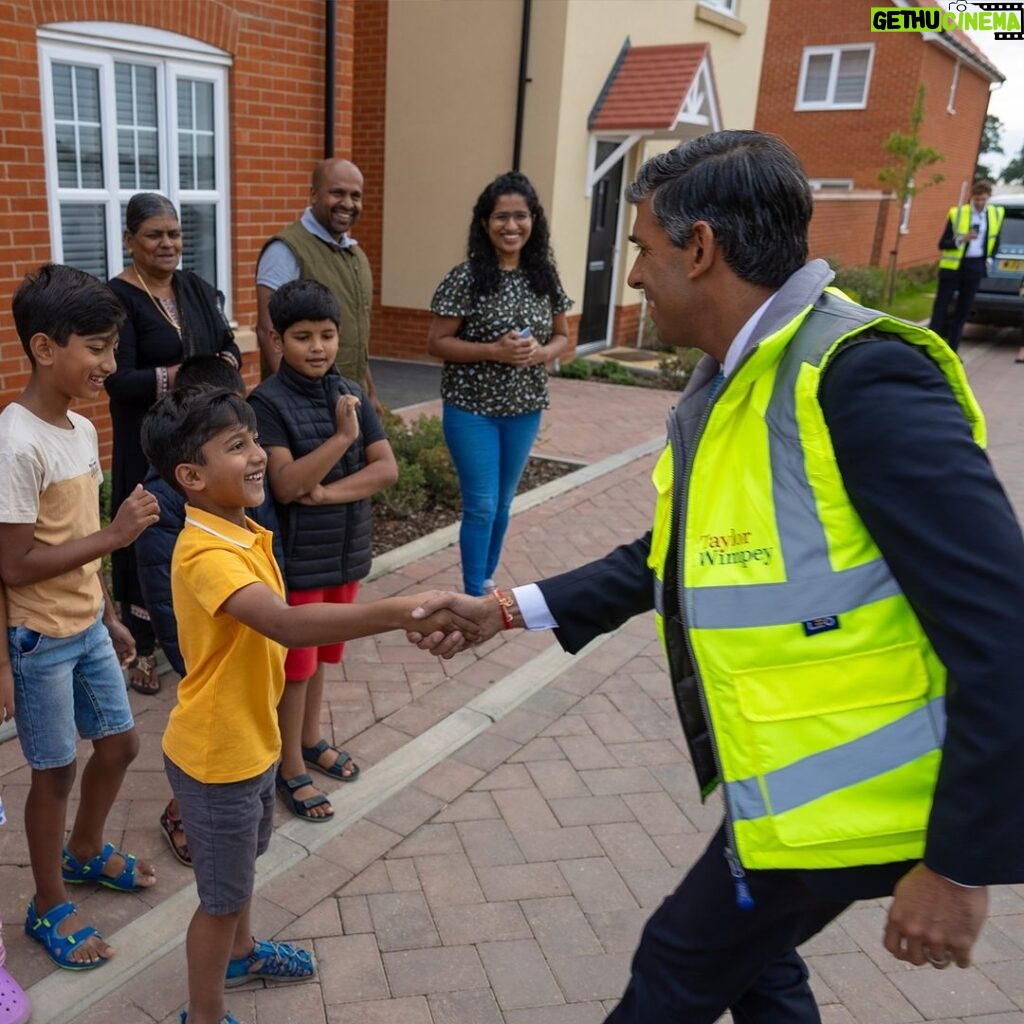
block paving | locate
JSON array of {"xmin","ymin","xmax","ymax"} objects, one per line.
[{"xmin": 2, "ymin": 340, "xmax": 1024, "ymax": 1023}]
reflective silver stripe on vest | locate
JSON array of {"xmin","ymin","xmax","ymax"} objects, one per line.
[
  {"xmin": 725, "ymin": 696, "xmax": 946, "ymax": 821},
  {"xmin": 689, "ymin": 558, "xmax": 901, "ymax": 628},
  {"xmin": 690, "ymin": 294, "xmax": 900, "ymax": 630},
  {"xmin": 654, "ymin": 576, "xmax": 664, "ymax": 616}
]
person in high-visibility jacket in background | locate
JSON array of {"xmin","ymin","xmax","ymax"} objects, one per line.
[{"xmin": 928, "ymin": 179, "xmax": 1004, "ymax": 352}]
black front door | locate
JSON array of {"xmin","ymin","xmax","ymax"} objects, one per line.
[{"xmin": 578, "ymin": 142, "xmax": 624, "ymax": 346}]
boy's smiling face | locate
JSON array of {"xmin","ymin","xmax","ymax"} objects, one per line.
[
  {"xmin": 275, "ymin": 319, "xmax": 340, "ymax": 379},
  {"xmin": 32, "ymin": 328, "xmax": 118, "ymax": 402},
  {"xmin": 176, "ymin": 420, "xmax": 268, "ymax": 525}
]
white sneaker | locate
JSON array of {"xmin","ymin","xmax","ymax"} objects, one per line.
[{"xmin": 482, "ymin": 579, "xmax": 497, "ymax": 594}]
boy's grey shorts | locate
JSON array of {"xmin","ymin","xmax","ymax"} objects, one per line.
[{"xmin": 164, "ymin": 755, "xmax": 276, "ymax": 916}]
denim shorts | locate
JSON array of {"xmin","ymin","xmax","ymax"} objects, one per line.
[
  {"xmin": 8, "ymin": 611, "xmax": 134, "ymax": 770},
  {"xmin": 165, "ymin": 756, "xmax": 276, "ymax": 916}
]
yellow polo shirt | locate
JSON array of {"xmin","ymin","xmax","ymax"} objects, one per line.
[{"xmin": 163, "ymin": 505, "xmax": 286, "ymax": 784}]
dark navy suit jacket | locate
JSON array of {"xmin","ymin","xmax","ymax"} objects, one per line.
[{"xmin": 538, "ymin": 338, "xmax": 1024, "ymax": 891}]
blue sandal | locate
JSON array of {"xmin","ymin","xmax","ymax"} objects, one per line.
[
  {"xmin": 224, "ymin": 937, "xmax": 316, "ymax": 987},
  {"xmin": 180, "ymin": 1013, "xmax": 241, "ymax": 1023},
  {"xmin": 62, "ymin": 842, "xmax": 152, "ymax": 892},
  {"xmin": 301, "ymin": 739, "xmax": 360, "ymax": 782},
  {"xmin": 276, "ymin": 771, "xmax": 334, "ymax": 822},
  {"xmin": 24, "ymin": 898, "xmax": 109, "ymax": 971}
]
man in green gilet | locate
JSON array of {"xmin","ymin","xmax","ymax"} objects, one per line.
[{"xmin": 256, "ymin": 159, "xmax": 380, "ymax": 411}]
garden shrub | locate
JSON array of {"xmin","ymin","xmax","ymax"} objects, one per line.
[
  {"xmin": 658, "ymin": 347, "xmax": 702, "ymax": 391},
  {"xmin": 375, "ymin": 410, "xmax": 459, "ymax": 516}
]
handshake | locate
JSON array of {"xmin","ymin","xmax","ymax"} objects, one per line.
[{"xmin": 404, "ymin": 590, "xmax": 517, "ymax": 659}]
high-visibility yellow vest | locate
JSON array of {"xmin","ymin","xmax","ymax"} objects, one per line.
[
  {"xmin": 939, "ymin": 203, "xmax": 1005, "ymax": 270},
  {"xmin": 649, "ymin": 288, "xmax": 986, "ymax": 870}
]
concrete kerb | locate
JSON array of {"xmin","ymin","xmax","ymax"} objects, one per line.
[{"xmin": 31, "ymin": 436, "xmax": 664, "ymax": 1024}]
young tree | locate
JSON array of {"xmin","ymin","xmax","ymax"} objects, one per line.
[
  {"xmin": 976, "ymin": 113, "xmax": 1005, "ymax": 181},
  {"xmin": 1003, "ymin": 142, "xmax": 1024, "ymax": 185},
  {"xmin": 877, "ymin": 84, "xmax": 945, "ymax": 305}
]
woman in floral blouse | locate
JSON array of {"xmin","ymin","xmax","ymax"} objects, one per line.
[{"xmin": 428, "ymin": 171, "xmax": 571, "ymax": 596}]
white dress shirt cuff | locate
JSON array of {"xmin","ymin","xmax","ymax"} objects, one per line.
[{"xmin": 512, "ymin": 584, "xmax": 558, "ymax": 631}]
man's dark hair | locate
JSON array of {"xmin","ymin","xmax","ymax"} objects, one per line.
[
  {"xmin": 626, "ymin": 131, "xmax": 812, "ymax": 288},
  {"xmin": 11, "ymin": 264, "xmax": 126, "ymax": 364},
  {"xmin": 268, "ymin": 279, "xmax": 341, "ymax": 336},
  {"xmin": 176, "ymin": 354, "xmax": 245, "ymax": 394},
  {"xmin": 142, "ymin": 387, "xmax": 258, "ymax": 495},
  {"xmin": 466, "ymin": 171, "xmax": 561, "ymax": 300},
  {"xmin": 971, "ymin": 179, "xmax": 994, "ymax": 197}
]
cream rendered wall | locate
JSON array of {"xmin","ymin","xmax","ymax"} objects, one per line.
[
  {"xmin": 381, "ymin": 0, "xmax": 770, "ymax": 324},
  {"xmin": 381, "ymin": 0, "xmax": 523, "ymax": 309},
  {"xmin": 547, "ymin": 0, "xmax": 772, "ymax": 323}
]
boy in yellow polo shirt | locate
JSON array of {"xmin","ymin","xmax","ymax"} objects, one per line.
[{"xmin": 141, "ymin": 386, "xmax": 474, "ymax": 1024}]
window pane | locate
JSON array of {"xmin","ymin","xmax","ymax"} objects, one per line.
[
  {"xmin": 835, "ymin": 50, "xmax": 869, "ymax": 105},
  {"xmin": 55, "ymin": 124, "xmax": 79, "ymax": 188},
  {"xmin": 195, "ymin": 134, "xmax": 215, "ymax": 190},
  {"xmin": 60, "ymin": 204, "xmax": 108, "ymax": 280},
  {"xmin": 178, "ymin": 133, "xmax": 195, "ymax": 189},
  {"xmin": 116, "ymin": 64, "xmax": 160, "ymax": 191},
  {"xmin": 79, "ymin": 126, "xmax": 103, "ymax": 188},
  {"xmin": 177, "ymin": 80, "xmax": 217, "ymax": 190},
  {"xmin": 177, "ymin": 81, "xmax": 192, "ymax": 130},
  {"xmin": 52, "ymin": 63, "xmax": 104, "ymax": 188},
  {"xmin": 74, "ymin": 66, "xmax": 101, "ymax": 121},
  {"xmin": 53, "ymin": 63, "xmax": 74, "ymax": 120},
  {"xmin": 193, "ymin": 81, "xmax": 214, "ymax": 131},
  {"xmin": 803, "ymin": 54, "xmax": 831, "ymax": 103},
  {"xmin": 138, "ymin": 130, "xmax": 159, "ymax": 188},
  {"xmin": 180, "ymin": 203, "xmax": 217, "ymax": 288}
]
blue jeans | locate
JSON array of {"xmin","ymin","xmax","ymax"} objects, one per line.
[
  {"xmin": 8, "ymin": 610, "xmax": 134, "ymax": 770},
  {"xmin": 443, "ymin": 403, "xmax": 541, "ymax": 595}
]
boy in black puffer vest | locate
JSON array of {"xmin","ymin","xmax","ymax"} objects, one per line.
[{"xmin": 249, "ymin": 280, "xmax": 397, "ymax": 822}]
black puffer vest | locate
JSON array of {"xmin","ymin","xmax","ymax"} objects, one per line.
[{"xmin": 249, "ymin": 362, "xmax": 373, "ymax": 590}]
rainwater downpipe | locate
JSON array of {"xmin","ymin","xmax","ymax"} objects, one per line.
[
  {"xmin": 512, "ymin": 0, "xmax": 532, "ymax": 170},
  {"xmin": 324, "ymin": 0, "xmax": 337, "ymax": 158}
]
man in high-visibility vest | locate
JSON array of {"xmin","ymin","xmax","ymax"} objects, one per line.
[
  {"xmin": 928, "ymin": 179, "xmax": 1004, "ymax": 352},
  {"xmin": 410, "ymin": 132, "xmax": 1024, "ymax": 1023}
]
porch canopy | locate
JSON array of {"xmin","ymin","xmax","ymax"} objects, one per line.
[{"xmin": 585, "ymin": 40, "xmax": 722, "ymax": 196}]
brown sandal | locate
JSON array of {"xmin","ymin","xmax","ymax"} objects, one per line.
[
  {"xmin": 126, "ymin": 654, "xmax": 160, "ymax": 695},
  {"xmin": 159, "ymin": 801, "xmax": 192, "ymax": 867}
]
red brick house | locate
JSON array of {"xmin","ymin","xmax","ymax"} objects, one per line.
[
  {"xmin": 0, "ymin": 0, "xmax": 371, "ymax": 459},
  {"xmin": 754, "ymin": 0, "xmax": 1004, "ymax": 272}
]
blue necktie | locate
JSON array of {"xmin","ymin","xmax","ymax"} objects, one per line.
[{"xmin": 707, "ymin": 369, "xmax": 725, "ymax": 402}]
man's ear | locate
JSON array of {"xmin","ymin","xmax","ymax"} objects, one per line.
[
  {"xmin": 29, "ymin": 332, "xmax": 57, "ymax": 366},
  {"xmin": 269, "ymin": 329, "xmax": 284, "ymax": 352},
  {"xmin": 687, "ymin": 221, "xmax": 717, "ymax": 279},
  {"xmin": 174, "ymin": 462, "xmax": 206, "ymax": 493}
]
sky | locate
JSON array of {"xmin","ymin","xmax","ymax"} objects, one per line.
[{"xmin": 968, "ymin": 31, "xmax": 1024, "ymax": 178}]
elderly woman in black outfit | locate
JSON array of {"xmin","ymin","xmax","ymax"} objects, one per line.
[{"xmin": 106, "ymin": 193, "xmax": 240, "ymax": 695}]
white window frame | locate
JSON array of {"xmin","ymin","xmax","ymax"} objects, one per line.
[
  {"xmin": 809, "ymin": 179, "xmax": 855, "ymax": 192},
  {"xmin": 38, "ymin": 24, "xmax": 232, "ymax": 312},
  {"xmin": 795, "ymin": 44, "xmax": 874, "ymax": 111},
  {"xmin": 698, "ymin": 0, "xmax": 738, "ymax": 14},
  {"xmin": 947, "ymin": 60, "xmax": 960, "ymax": 114}
]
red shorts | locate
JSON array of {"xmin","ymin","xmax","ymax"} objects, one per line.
[{"xmin": 284, "ymin": 581, "xmax": 360, "ymax": 682}]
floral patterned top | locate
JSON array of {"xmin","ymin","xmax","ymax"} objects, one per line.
[{"xmin": 430, "ymin": 262, "xmax": 572, "ymax": 417}]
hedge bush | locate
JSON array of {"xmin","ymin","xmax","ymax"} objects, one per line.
[{"xmin": 374, "ymin": 410, "xmax": 460, "ymax": 518}]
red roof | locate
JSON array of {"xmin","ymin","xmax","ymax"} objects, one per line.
[{"xmin": 590, "ymin": 43, "xmax": 710, "ymax": 132}]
